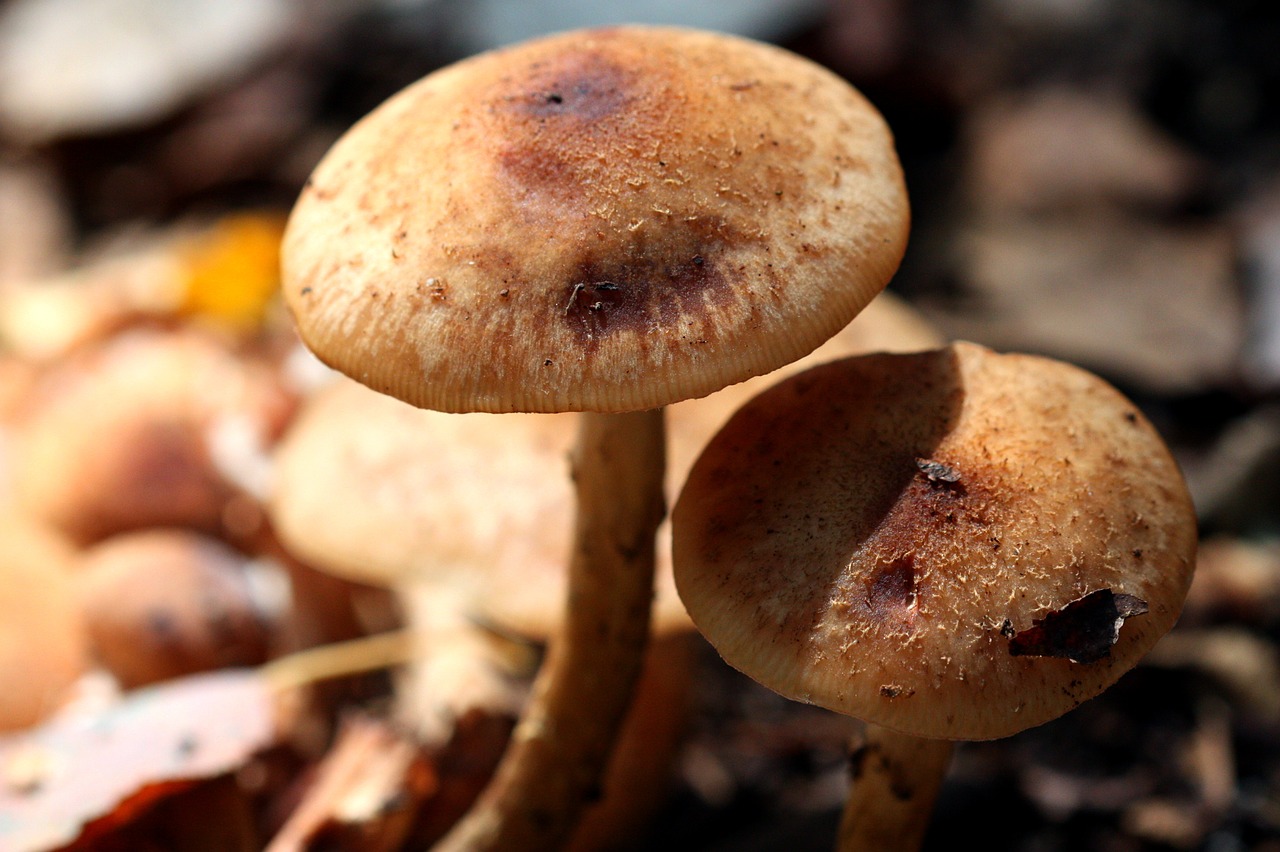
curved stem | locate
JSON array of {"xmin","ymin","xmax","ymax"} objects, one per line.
[
  {"xmin": 433, "ymin": 409, "xmax": 667, "ymax": 851},
  {"xmin": 838, "ymin": 724, "xmax": 954, "ymax": 852}
]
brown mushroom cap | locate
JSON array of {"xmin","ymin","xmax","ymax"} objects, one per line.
[
  {"xmin": 282, "ymin": 26, "xmax": 908, "ymax": 414},
  {"xmin": 672, "ymin": 342, "xmax": 1197, "ymax": 740},
  {"xmin": 270, "ymin": 379, "xmax": 574, "ymax": 620},
  {"xmin": 11, "ymin": 328, "xmax": 293, "ymax": 544},
  {"xmin": 77, "ymin": 529, "xmax": 272, "ymax": 688},
  {"xmin": 0, "ymin": 513, "xmax": 88, "ymax": 730},
  {"xmin": 270, "ymin": 377, "xmax": 690, "ymax": 637}
]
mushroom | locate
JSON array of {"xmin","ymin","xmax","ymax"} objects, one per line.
[
  {"xmin": 77, "ymin": 529, "xmax": 274, "ymax": 689},
  {"xmin": 271, "ymin": 387, "xmax": 583, "ymax": 738},
  {"xmin": 11, "ymin": 327, "xmax": 293, "ymax": 545},
  {"xmin": 281, "ymin": 25, "xmax": 909, "ymax": 848},
  {"xmin": 0, "ymin": 512, "xmax": 88, "ymax": 731},
  {"xmin": 270, "ymin": 377, "xmax": 696, "ymax": 850},
  {"xmin": 672, "ymin": 342, "xmax": 1198, "ymax": 849}
]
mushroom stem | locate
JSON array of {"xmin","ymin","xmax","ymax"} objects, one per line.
[
  {"xmin": 396, "ymin": 589, "xmax": 530, "ymax": 747},
  {"xmin": 435, "ymin": 408, "xmax": 666, "ymax": 851},
  {"xmin": 838, "ymin": 724, "xmax": 954, "ymax": 852}
]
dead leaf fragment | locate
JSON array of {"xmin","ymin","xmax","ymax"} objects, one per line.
[
  {"xmin": 915, "ymin": 458, "xmax": 961, "ymax": 484},
  {"xmin": 0, "ymin": 669, "xmax": 278, "ymax": 852},
  {"xmin": 266, "ymin": 714, "xmax": 437, "ymax": 852},
  {"xmin": 1007, "ymin": 589, "xmax": 1149, "ymax": 663}
]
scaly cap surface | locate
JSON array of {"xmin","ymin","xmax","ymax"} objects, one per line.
[
  {"xmin": 283, "ymin": 26, "xmax": 908, "ymax": 413},
  {"xmin": 673, "ymin": 342, "xmax": 1197, "ymax": 739}
]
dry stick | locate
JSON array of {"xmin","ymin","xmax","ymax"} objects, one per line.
[
  {"xmin": 435, "ymin": 408, "xmax": 667, "ymax": 851},
  {"xmin": 838, "ymin": 724, "xmax": 955, "ymax": 852},
  {"xmin": 260, "ymin": 629, "xmax": 418, "ymax": 693}
]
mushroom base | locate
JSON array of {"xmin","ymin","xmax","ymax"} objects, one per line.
[
  {"xmin": 434, "ymin": 408, "xmax": 667, "ymax": 851},
  {"xmin": 839, "ymin": 724, "xmax": 954, "ymax": 851}
]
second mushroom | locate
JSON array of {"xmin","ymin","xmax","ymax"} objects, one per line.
[{"xmin": 672, "ymin": 342, "xmax": 1198, "ymax": 850}]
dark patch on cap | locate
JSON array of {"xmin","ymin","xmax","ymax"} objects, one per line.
[
  {"xmin": 492, "ymin": 48, "xmax": 671, "ymax": 205},
  {"xmin": 512, "ymin": 51, "xmax": 632, "ymax": 123},
  {"xmin": 865, "ymin": 555, "xmax": 918, "ymax": 630},
  {"xmin": 1007, "ymin": 589, "xmax": 1149, "ymax": 663},
  {"xmin": 561, "ymin": 255, "xmax": 717, "ymax": 340},
  {"xmin": 558, "ymin": 224, "xmax": 737, "ymax": 343}
]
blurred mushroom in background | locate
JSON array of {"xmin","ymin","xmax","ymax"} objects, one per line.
[
  {"xmin": 10, "ymin": 326, "xmax": 294, "ymax": 546},
  {"xmin": 77, "ymin": 529, "xmax": 275, "ymax": 689},
  {"xmin": 0, "ymin": 512, "xmax": 89, "ymax": 731}
]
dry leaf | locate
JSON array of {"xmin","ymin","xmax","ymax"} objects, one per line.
[{"xmin": 0, "ymin": 669, "xmax": 278, "ymax": 852}]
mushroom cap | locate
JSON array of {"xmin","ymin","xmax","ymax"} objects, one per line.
[
  {"xmin": 283, "ymin": 25, "xmax": 908, "ymax": 414},
  {"xmin": 270, "ymin": 378, "xmax": 691, "ymax": 637},
  {"xmin": 0, "ymin": 513, "xmax": 88, "ymax": 730},
  {"xmin": 78, "ymin": 529, "xmax": 272, "ymax": 688},
  {"xmin": 672, "ymin": 342, "xmax": 1197, "ymax": 740},
  {"xmin": 11, "ymin": 328, "xmax": 293, "ymax": 544}
]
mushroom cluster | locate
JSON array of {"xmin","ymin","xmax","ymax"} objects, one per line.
[
  {"xmin": 0, "ymin": 17, "xmax": 1207, "ymax": 851},
  {"xmin": 281, "ymin": 24, "xmax": 910, "ymax": 850},
  {"xmin": 0, "ymin": 214, "xmax": 365, "ymax": 733},
  {"xmin": 271, "ymin": 20, "xmax": 1196, "ymax": 851}
]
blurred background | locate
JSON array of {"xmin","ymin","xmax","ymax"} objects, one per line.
[{"xmin": 0, "ymin": 0, "xmax": 1277, "ymax": 850}]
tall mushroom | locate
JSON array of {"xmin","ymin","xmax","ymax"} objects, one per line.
[
  {"xmin": 672, "ymin": 342, "xmax": 1198, "ymax": 849},
  {"xmin": 281, "ymin": 25, "xmax": 909, "ymax": 848}
]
